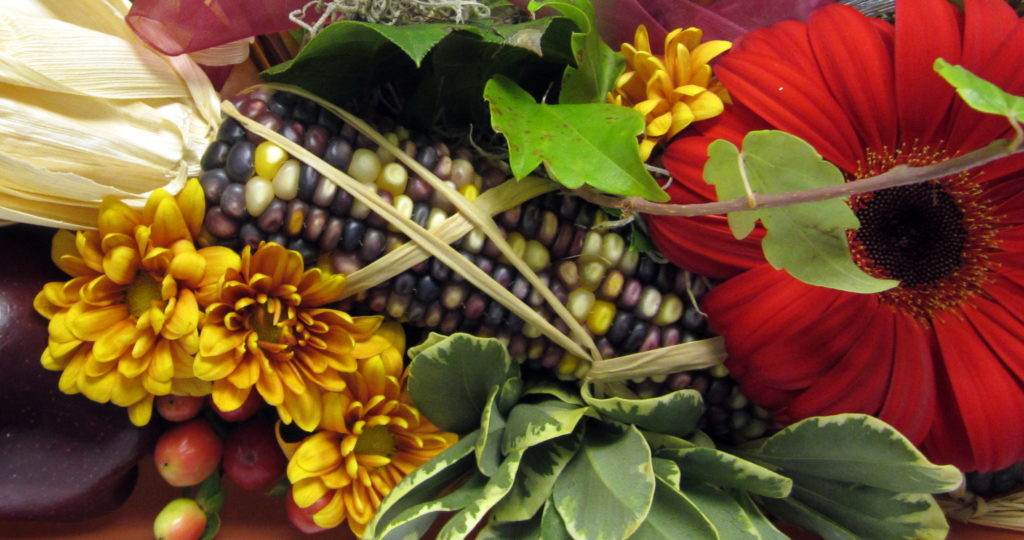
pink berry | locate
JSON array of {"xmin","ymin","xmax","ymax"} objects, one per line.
[
  {"xmin": 154, "ymin": 419, "xmax": 223, "ymax": 487},
  {"xmin": 211, "ymin": 391, "xmax": 262, "ymax": 422},
  {"xmin": 156, "ymin": 395, "xmax": 205, "ymax": 422},
  {"xmin": 222, "ymin": 419, "xmax": 286, "ymax": 491},
  {"xmin": 153, "ymin": 498, "xmax": 207, "ymax": 540}
]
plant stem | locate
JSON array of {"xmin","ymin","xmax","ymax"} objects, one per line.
[{"xmin": 575, "ymin": 139, "xmax": 1019, "ymax": 217}]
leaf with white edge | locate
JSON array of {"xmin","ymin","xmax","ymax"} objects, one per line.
[
  {"xmin": 735, "ymin": 491, "xmax": 789, "ymax": 540},
  {"xmin": 541, "ymin": 499, "xmax": 573, "ymax": 540},
  {"xmin": 680, "ymin": 481, "xmax": 761, "ymax": 540},
  {"xmin": 438, "ymin": 449, "xmax": 527, "ymax": 540},
  {"xmin": 658, "ymin": 447, "xmax": 792, "ymax": 498},
  {"xmin": 934, "ymin": 58, "xmax": 1024, "ymax": 122},
  {"xmin": 406, "ymin": 332, "xmax": 450, "ymax": 358},
  {"xmin": 485, "ymin": 75, "xmax": 668, "ymax": 201},
  {"xmin": 581, "ymin": 383, "xmax": 703, "ymax": 437},
  {"xmin": 367, "ymin": 431, "xmax": 480, "ymax": 538},
  {"xmin": 630, "ymin": 477, "xmax": 719, "ymax": 540},
  {"xmin": 642, "ymin": 431, "xmax": 697, "ymax": 454},
  {"xmin": 379, "ymin": 474, "xmax": 490, "ymax": 540},
  {"xmin": 498, "ymin": 376, "xmax": 524, "ymax": 415},
  {"xmin": 757, "ymin": 496, "xmax": 860, "ymax": 540},
  {"xmin": 477, "ymin": 385, "xmax": 509, "ymax": 477},
  {"xmin": 478, "ymin": 514, "xmax": 541, "ymax": 540},
  {"xmin": 652, "ymin": 457, "xmax": 681, "ymax": 488},
  {"xmin": 502, "ymin": 399, "xmax": 589, "ymax": 454},
  {"xmin": 781, "ymin": 470, "xmax": 949, "ymax": 540},
  {"xmin": 522, "ymin": 379, "xmax": 585, "ymax": 405},
  {"xmin": 407, "ymin": 334, "xmax": 519, "ymax": 434},
  {"xmin": 705, "ymin": 133, "xmax": 899, "ymax": 294},
  {"xmin": 492, "ymin": 429, "xmax": 584, "ymax": 522},
  {"xmin": 750, "ymin": 414, "xmax": 963, "ymax": 493},
  {"xmin": 552, "ymin": 423, "xmax": 655, "ymax": 540}
]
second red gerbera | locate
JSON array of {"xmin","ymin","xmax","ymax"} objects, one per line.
[{"xmin": 645, "ymin": 0, "xmax": 1024, "ymax": 472}]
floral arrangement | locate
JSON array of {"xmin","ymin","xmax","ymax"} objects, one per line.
[{"xmin": 2, "ymin": 0, "xmax": 1024, "ymax": 539}]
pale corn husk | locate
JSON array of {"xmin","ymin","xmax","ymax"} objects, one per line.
[
  {"xmin": 941, "ymin": 487, "xmax": 1024, "ymax": 532},
  {"xmin": 0, "ymin": 0, "xmax": 220, "ymax": 229},
  {"xmin": 188, "ymin": 38, "xmax": 255, "ymax": 66}
]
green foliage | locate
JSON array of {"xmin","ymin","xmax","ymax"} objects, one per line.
[
  {"xmin": 704, "ymin": 131, "xmax": 899, "ymax": 294},
  {"xmin": 934, "ymin": 58, "xmax": 1024, "ymax": 123},
  {"xmin": 379, "ymin": 336, "xmax": 958, "ymax": 540},
  {"xmin": 407, "ymin": 333, "xmax": 517, "ymax": 434},
  {"xmin": 485, "ymin": 76, "xmax": 668, "ymax": 200}
]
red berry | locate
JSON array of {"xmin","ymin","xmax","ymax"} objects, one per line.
[
  {"xmin": 156, "ymin": 395, "xmax": 205, "ymax": 422},
  {"xmin": 153, "ymin": 498, "xmax": 207, "ymax": 540},
  {"xmin": 154, "ymin": 419, "xmax": 223, "ymax": 487},
  {"xmin": 285, "ymin": 487, "xmax": 331, "ymax": 534},
  {"xmin": 223, "ymin": 419, "xmax": 286, "ymax": 491},
  {"xmin": 211, "ymin": 390, "xmax": 262, "ymax": 422}
]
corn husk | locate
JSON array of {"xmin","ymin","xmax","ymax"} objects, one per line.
[{"xmin": 0, "ymin": 0, "xmax": 220, "ymax": 229}]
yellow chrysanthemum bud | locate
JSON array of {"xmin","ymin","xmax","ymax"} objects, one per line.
[{"xmin": 610, "ymin": 25, "xmax": 732, "ymax": 160}]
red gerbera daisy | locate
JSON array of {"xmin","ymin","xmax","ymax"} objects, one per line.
[{"xmin": 645, "ymin": 0, "xmax": 1024, "ymax": 472}]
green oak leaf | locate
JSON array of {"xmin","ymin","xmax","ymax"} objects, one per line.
[
  {"xmin": 934, "ymin": 58, "xmax": 1024, "ymax": 122},
  {"xmin": 581, "ymin": 383, "xmax": 703, "ymax": 437},
  {"xmin": 748, "ymin": 414, "xmax": 963, "ymax": 493},
  {"xmin": 485, "ymin": 75, "xmax": 669, "ymax": 201},
  {"xmin": 551, "ymin": 423, "xmax": 655, "ymax": 540},
  {"xmin": 407, "ymin": 334, "xmax": 519, "ymax": 434},
  {"xmin": 705, "ymin": 132, "xmax": 899, "ymax": 294}
]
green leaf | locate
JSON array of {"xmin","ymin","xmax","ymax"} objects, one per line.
[
  {"xmin": 477, "ymin": 385, "xmax": 510, "ymax": 477},
  {"xmin": 380, "ymin": 473, "xmax": 490, "ymax": 540},
  {"xmin": 541, "ymin": 499, "xmax": 574, "ymax": 540},
  {"xmin": 651, "ymin": 457, "xmax": 681, "ymax": 488},
  {"xmin": 478, "ymin": 513, "xmax": 542, "ymax": 540},
  {"xmin": 194, "ymin": 473, "xmax": 225, "ymax": 514},
  {"xmin": 502, "ymin": 399, "xmax": 589, "ymax": 454},
  {"xmin": 492, "ymin": 430, "xmax": 584, "ymax": 522},
  {"xmin": 485, "ymin": 75, "xmax": 668, "ymax": 201},
  {"xmin": 704, "ymin": 132, "xmax": 899, "ymax": 294},
  {"xmin": 934, "ymin": 58, "xmax": 1024, "ymax": 122},
  {"xmin": 552, "ymin": 423, "xmax": 655, "ymax": 540},
  {"xmin": 498, "ymin": 376, "xmax": 524, "ymax": 414},
  {"xmin": 438, "ymin": 449, "xmax": 528, "ymax": 540},
  {"xmin": 630, "ymin": 478, "xmax": 719, "ymax": 540},
  {"xmin": 642, "ymin": 431, "xmax": 698, "ymax": 454},
  {"xmin": 407, "ymin": 334, "xmax": 519, "ymax": 434},
  {"xmin": 581, "ymin": 383, "xmax": 703, "ymax": 437},
  {"xmin": 780, "ymin": 470, "xmax": 950, "ymax": 540},
  {"xmin": 757, "ymin": 497, "xmax": 860, "ymax": 540},
  {"xmin": 367, "ymin": 431, "xmax": 480, "ymax": 538},
  {"xmin": 680, "ymin": 481, "xmax": 761, "ymax": 540},
  {"xmin": 199, "ymin": 512, "xmax": 221, "ymax": 540},
  {"xmin": 734, "ymin": 491, "xmax": 789, "ymax": 540},
  {"xmin": 657, "ymin": 447, "xmax": 792, "ymax": 498},
  {"xmin": 750, "ymin": 414, "xmax": 963, "ymax": 493},
  {"xmin": 522, "ymin": 379, "xmax": 585, "ymax": 405}
]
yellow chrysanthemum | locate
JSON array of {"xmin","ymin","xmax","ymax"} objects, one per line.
[
  {"xmin": 287, "ymin": 322, "xmax": 457, "ymax": 537},
  {"xmin": 195, "ymin": 242, "xmax": 383, "ymax": 432},
  {"xmin": 609, "ymin": 24, "xmax": 732, "ymax": 160},
  {"xmin": 32, "ymin": 179, "xmax": 237, "ymax": 426}
]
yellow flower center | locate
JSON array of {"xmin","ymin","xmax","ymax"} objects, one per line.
[
  {"xmin": 251, "ymin": 303, "xmax": 285, "ymax": 343},
  {"xmin": 353, "ymin": 425, "xmax": 396, "ymax": 458},
  {"xmin": 126, "ymin": 272, "xmax": 163, "ymax": 317}
]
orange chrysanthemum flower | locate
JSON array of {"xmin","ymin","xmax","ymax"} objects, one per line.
[
  {"xmin": 194, "ymin": 242, "xmax": 383, "ymax": 431},
  {"xmin": 33, "ymin": 179, "xmax": 237, "ymax": 425},
  {"xmin": 609, "ymin": 24, "xmax": 732, "ymax": 160},
  {"xmin": 287, "ymin": 323, "xmax": 457, "ymax": 537}
]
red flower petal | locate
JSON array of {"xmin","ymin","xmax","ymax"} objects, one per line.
[
  {"xmin": 894, "ymin": 0, "xmax": 961, "ymax": 145},
  {"xmin": 929, "ymin": 312, "xmax": 1024, "ymax": 471},
  {"xmin": 808, "ymin": 4, "xmax": 898, "ymax": 153},
  {"xmin": 876, "ymin": 315, "xmax": 936, "ymax": 444}
]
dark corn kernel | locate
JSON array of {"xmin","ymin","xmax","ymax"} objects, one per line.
[
  {"xmin": 304, "ymin": 207, "xmax": 329, "ymax": 242},
  {"xmin": 359, "ymin": 228, "xmax": 386, "ymax": 261},
  {"xmin": 287, "ymin": 237, "xmax": 317, "ymax": 266},
  {"xmin": 393, "ymin": 272, "xmax": 416, "ymax": 296},
  {"xmin": 430, "ymin": 258, "xmax": 450, "ymax": 282},
  {"xmin": 258, "ymin": 199, "xmax": 287, "ymax": 233},
  {"xmin": 217, "ymin": 117, "xmax": 247, "ymax": 143},
  {"xmin": 293, "ymin": 99, "xmax": 319, "ymax": 125},
  {"xmin": 464, "ymin": 293, "xmax": 488, "ymax": 320},
  {"xmin": 330, "ymin": 189, "xmax": 353, "ymax": 217},
  {"xmin": 439, "ymin": 311, "xmax": 462, "ymax": 334},
  {"xmin": 324, "ymin": 137, "xmax": 353, "ymax": 171},
  {"xmin": 220, "ymin": 183, "xmax": 247, "ymax": 219},
  {"xmin": 622, "ymin": 320, "xmax": 648, "ymax": 353},
  {"xmin": 248, "ymin": 112, "xmax": 283, "ymax": 144},
  {"xmin": 281, "ymin": 121, "xmax": 304, "ymax": 145},
  {"xmin": 239, "ymin": 222, "xmax": 263, "ymax": 250},
  {"xmin": 320, "ymin": 217, "xmax": 344, "ymax": 252},
  {"xmin": 406, "ymin": 176, "xmax": 433, "ymax": 202},
  {"xmin": 415, "ymin": 275, "xmax": 441, "ymax": 303},
  {"xmin": 303, "ymin": 125, "xmax": 330, "ymax": 156},
  {"xmin": 225, "ymin": 141, "xmax": 256, "ymax": 182},
  {"xmin": 341, "ymin": 219, "xmax": 366, "ymax": 253},
  {"xmin": 312, "ymin": 176, "xmax": 339, "ymax": 208},
  {"xmin": 200, "ymin": 169, "xmax": 231, "ymax": 203},
  {"xmin": 297, "ymin": 164, "xmax": 319, "ymax": 200},
  {"xmin": 201, "ymin": 141, "xmax": 231, "ymax": 170},
  {"xmin": 205, "ymin": 207, "xmax": 238, "ymax": 239}
]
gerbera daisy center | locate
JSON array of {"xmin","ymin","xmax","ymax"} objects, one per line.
[
  {"xmin": 853, "ymin": 182, "xmax": 967, "ymax": 286},
  {"xmin": 125, "ymin": 272, "xmax": 164, "ymax": 317},
  {"xmin": 353, "ymin": 425, "xmax": 396, "ymax": 458}
]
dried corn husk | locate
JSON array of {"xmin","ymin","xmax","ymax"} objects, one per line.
[{"xmin": 0, "ymin": 0, "xmax": 220, "ymax": 229}]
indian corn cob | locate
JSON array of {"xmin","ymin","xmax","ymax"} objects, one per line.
[{"xmin": 197, "ymin": 87, "xmax": 774, "ymax": 444}]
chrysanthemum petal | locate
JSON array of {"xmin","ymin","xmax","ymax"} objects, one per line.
[
  {"xmin": 212, "ymin": 379, "xmax": 252, "ymax": 413},
  {"xmin": 97, "ymin": 197, "xmax": 140, "ymax": 238},
  {"xmin": 127, "ymin": 395, "xmax": 154, "ymax": 426},
  {"xmin": 68, "ymin": 303, "xmax": 129, "ymax": 341},
  {"xmin": 194, "ymin": 350, "xmax": 239, "ymax": 381},
  {"xmin": 282, "ymin": 387, "xmax": 322, "ymax": 432},
  {"xmin": 293, "ymin": 478, "xmax": 330, "ymax": 508},
  {"xmin": 163, "ymin": 289, "xmax": 199, "ymax": 339},
  {"xmin": 199, "ymin": 323, "xmax": 247, "ymax": 358},
  {"xmin": 176, "ymin": 179, "xmax": 205, "ymax": 239},
  {"xmin": 313, "ymin": 492, "xmax": 347, "ymax": 529}
]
